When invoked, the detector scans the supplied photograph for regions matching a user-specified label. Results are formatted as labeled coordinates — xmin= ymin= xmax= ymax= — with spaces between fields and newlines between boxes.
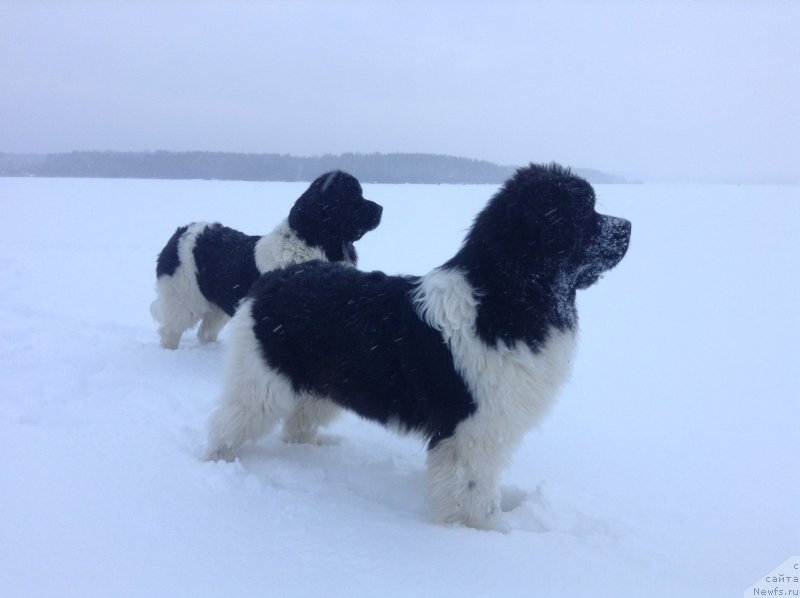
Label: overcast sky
xmin=1 ymin=0 xmax=798 ymax=182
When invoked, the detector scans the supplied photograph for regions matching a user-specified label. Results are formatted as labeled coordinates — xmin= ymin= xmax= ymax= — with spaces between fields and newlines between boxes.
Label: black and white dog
xmin=150 ymin=171 xmax=382 ymax=349
xmin=205 ymin=163 xmax=631 ymax=530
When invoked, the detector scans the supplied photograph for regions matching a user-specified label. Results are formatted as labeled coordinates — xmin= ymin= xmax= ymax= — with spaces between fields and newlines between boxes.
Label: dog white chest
xmin=413 ymin=267 xmax=577 ymax=445
xmin=413 ymin=267 xmax=577 ymax=528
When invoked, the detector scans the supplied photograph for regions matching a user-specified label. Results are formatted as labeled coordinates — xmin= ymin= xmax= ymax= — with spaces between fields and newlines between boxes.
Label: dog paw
xmin=159 ymin=338 xmax=180 ymax=350
xmin=439 ymin=506 xmax=503 ymax=532
xmin=204 ymin=445 xmax=236 ymax=462
xmin=434 ymin=493 xmax=503 ymax=531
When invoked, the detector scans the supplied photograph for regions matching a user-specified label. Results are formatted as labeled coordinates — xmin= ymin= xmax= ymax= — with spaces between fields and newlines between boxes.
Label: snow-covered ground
xmin=1 ymin=176 xmax=797 ymax=597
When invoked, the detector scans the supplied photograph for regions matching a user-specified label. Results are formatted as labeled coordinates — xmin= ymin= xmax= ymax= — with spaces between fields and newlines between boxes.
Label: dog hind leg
xmin=150 ymin=297 xmax=200 ymax=350
xmin=281 ymin=395 xmax=342 ymax=444
xmin=197 ymin=307 xmax=229 ymax=344
xmin=151 ymin=268 xmax=208 ymax=349
xmin=205 ymin=371 xmax=295 ymax=461
xmin=205 ymin=312 xmax=300 ymax=461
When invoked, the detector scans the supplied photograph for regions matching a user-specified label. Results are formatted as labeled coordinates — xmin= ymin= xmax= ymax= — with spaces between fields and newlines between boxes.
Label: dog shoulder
xmin=253 ymin=218 xmax=329 ymax=273
xmin=412 ymin=266 xmax=576 ymax=425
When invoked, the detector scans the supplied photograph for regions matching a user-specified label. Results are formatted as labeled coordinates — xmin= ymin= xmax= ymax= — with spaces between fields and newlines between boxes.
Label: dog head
xmin=288 ymin=171 xmax=383 ymax=263
xmin=456 ymin=163 xmax=631 ymax=291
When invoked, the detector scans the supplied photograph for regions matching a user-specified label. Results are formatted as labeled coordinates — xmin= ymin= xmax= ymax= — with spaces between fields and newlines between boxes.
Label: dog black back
xmin=248 ymin=263 xmax=476 ymax=447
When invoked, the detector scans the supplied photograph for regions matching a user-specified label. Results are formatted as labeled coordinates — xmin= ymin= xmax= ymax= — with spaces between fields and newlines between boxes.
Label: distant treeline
xmin=0 ymin=150 xmax=625 ymax=184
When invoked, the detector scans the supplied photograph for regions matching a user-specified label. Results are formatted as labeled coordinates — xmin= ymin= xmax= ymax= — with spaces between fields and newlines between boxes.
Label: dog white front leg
xmin=281 ymin=395 xmax=341 ymax=444
xmin=426 ymin=432 xmax=504 ymax=531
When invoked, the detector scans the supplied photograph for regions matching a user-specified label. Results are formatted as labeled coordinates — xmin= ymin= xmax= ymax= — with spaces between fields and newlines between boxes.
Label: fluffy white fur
xmin=206 ymin=267 xmax=576 ymax=530
xmin=205 ymin=301 xmax=342 ymax=461
xmin=413 ymin=268 xmax=576 ymax=529
xmin=150 ymin=219 xmax=331 ymax=349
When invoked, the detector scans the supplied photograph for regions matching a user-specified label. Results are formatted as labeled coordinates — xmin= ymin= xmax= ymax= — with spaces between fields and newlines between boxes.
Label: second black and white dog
xmin=150 ymin=171 xmax=382 ymax=349
xmin=205 ymin=163 xmax=631 ymax=530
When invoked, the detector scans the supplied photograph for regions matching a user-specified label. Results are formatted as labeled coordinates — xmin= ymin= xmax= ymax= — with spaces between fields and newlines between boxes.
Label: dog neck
xmin=255 ymin=219 xmax=331 ymax=272
xmin=287 ymin=210 xmax=358 ymax=266
xmin=264 ymin=218 xmax=358 ymax=272
xmin=422 ymin=259 xmax=578 ymax=352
